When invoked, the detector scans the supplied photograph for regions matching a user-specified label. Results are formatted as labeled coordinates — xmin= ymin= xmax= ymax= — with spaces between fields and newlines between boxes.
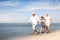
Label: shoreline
xmin=15 ymin=30 xmax=60 ymax=40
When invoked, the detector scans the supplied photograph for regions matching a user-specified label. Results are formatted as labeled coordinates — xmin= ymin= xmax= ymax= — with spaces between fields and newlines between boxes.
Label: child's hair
xmin=41 ymin=16 xmax=44 ymax=20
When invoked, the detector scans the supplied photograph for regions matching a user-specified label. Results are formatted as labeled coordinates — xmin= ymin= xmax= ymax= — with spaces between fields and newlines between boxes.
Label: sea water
xmin=0 ymin=23 xmax=60 ymax=40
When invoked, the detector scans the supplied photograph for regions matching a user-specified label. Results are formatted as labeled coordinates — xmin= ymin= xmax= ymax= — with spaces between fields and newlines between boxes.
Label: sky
xmin=0 ymin=0 xmax=60 ymax=23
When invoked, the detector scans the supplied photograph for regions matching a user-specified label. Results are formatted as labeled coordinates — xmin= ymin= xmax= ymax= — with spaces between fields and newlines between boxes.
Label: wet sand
xmin=5 ymin=30 xmax=60 ymax=40
xmin=15 ymin=30 xmax=60 ymax=40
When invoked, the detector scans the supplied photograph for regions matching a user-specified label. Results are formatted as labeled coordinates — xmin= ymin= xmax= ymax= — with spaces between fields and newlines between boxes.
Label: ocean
xmin=0 ymin=23 xmax=60 ymax=40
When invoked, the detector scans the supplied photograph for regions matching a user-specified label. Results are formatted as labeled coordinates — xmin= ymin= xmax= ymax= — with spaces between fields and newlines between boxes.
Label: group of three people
xmin=28 ymin=12 xmax=52 ymax=35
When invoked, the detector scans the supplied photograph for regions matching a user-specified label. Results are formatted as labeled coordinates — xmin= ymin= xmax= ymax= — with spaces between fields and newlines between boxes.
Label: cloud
xmin=17 ymin=4 xmax=60 ymax=12
xmin=0 ymin=0 xmax=60 ymax=23
xmin=0 ymin=1 xmax=19 ymax=7
xmin=17 ymin=2 xmax=49 ymax=12
xmin=17 ymin=7 xmax=36 ymax=12
xmin=0 ymin=13 xmax=17 ymax=17
xmin=0 ymin=13 xmax=17 ymax=22
xmin=0 ymin=13 xmax=28 ymax=23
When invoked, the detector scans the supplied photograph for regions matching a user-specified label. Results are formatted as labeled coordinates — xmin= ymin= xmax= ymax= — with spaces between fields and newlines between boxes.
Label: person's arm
xmin=44 ymin=18 xmax=47 ymax=26
xmin=35 ymin=16 xmax=39 ymax=24
xmin=27 ymin=17 xmax=32 ymax=24
xmin=37 ymin=17 xmax=40 ymax=24
xmin=50 ymin=17 xmax=52 ymax=23
xmin=49 ymin=14 xmax=52 ymax=23
xmin=39 ymin=18 xmax=42 ymax=24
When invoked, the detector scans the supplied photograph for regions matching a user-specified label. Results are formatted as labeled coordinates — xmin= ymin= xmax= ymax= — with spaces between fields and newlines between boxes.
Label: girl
xmin=40 ymin=16 xmax=47 ymax=34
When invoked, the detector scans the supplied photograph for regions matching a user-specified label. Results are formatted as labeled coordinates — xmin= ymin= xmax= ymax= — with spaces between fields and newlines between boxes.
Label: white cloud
xmin=17 ymin=5 xmax=60 ymax=12
xmin=0 ymin=1 xmax=60 ymax=23
xmin=0 ymin=13 xmax=17 ymax=17
xmin=0 ymin=1 xmax=19 ymax=7
xmin=0 ymin=13 xmax=16 ymax=23
xmin=0 ymin=13 xmax=28 ymax=23
xmin=17 ymin=2 xmax=60 ymax=12
xmin=17 ymin=7 xmax=36 ymax=12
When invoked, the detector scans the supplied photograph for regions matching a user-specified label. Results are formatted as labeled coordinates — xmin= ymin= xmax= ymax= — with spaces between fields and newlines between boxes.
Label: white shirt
xmin=29 ymin=15 xmax=39 ymax=25
xmin=45 ymin=16 xmax=51 ymax=24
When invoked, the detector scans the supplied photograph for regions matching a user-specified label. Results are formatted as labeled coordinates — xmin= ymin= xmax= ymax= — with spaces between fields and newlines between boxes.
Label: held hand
xmin=37 ymin=21 xmax=39 ymax=24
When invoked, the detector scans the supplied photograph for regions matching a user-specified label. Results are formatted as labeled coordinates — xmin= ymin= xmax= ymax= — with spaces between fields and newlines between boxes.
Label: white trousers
xmin=46 ymin=23 xmax=50 ymax=28
xmin=32 ymin=24 xmax=37 ymax=30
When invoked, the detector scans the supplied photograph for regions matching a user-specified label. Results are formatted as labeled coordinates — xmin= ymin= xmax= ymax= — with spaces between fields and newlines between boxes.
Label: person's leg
xmin=32 ymin=24 xmax=37 ymax=34
xmin=40 ymin=27 xmax=42 ymax=34
xmin=34 ymin=29 xmax=37 ymax=33
xmin=47 ymin=25 xmax=50 ymax=33
xmin=40 ymin=22 xmax=44 ymax=34
xmin=44 ymin=26 xmax=47 ymax=33
xmin=45 ymin=23 xmax=49 ymax=33
xmin=47 ymin=24 xmax=50 ymax=33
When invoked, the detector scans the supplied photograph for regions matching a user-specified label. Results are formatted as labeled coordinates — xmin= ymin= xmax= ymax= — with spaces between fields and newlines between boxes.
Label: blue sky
xmin=0 ymin=0 xmax=60 ymax=23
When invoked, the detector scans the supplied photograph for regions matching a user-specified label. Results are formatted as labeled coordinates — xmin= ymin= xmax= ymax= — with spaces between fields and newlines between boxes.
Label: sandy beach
xmin=15 ymin=30 xmax=60 ymax=40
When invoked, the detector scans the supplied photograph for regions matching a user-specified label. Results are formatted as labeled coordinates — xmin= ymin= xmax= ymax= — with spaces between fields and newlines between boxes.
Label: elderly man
xmin=45 ymin=13 xmax=52 ymax=33
xmin=29 ymin=12 xmax=39 ymax=35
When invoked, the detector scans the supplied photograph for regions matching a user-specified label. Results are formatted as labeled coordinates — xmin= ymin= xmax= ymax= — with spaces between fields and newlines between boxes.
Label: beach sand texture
xmin=16 ymin=30 xmax=60 ymax=40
